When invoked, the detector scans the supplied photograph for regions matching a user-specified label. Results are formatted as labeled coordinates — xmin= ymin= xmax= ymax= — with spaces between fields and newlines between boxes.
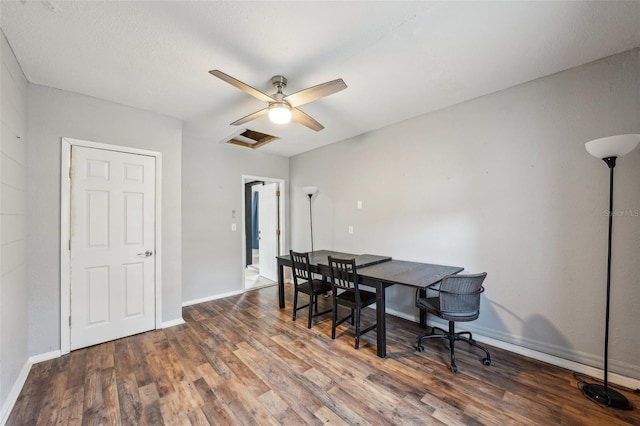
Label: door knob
xmin=137 ymin=250 xmax=153 ymax=257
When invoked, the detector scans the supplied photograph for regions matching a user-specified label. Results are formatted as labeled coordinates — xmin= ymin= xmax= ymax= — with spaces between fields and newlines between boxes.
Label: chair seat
xmin=417 ymin=296 xmax=479 ymax=322
xmin=297 ymin=279 xmax=332 ymax=296
xmin=335 ymin=289 xmax=376 ymax=309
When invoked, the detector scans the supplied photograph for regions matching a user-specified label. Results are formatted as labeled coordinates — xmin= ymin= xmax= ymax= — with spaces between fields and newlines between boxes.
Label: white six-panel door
xmin=70 ymin=145 xmax=156 ymax=350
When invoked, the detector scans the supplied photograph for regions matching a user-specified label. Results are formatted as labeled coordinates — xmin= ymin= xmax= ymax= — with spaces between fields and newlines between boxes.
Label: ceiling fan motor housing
xmin=271 ymin=75 xmax=287 ymax=91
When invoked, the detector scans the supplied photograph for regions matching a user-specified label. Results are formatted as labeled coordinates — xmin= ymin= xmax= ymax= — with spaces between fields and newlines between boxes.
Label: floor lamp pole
xmin=581 ymin=156 xmax=632 ymax=410
xmin=307 ymin=194 xmax=314 ymax=253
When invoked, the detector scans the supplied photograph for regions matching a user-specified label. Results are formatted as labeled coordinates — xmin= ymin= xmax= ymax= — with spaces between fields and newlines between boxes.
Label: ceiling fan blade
xmin=291 ymin=108 xmax=324 ymax=131
xmin=283 ymin=78 xmax=347 ymax=107
xmin=230 ymin=108 xmax=269 ymax=126
xmin=209 ymin=70 xmax=275 ymax=103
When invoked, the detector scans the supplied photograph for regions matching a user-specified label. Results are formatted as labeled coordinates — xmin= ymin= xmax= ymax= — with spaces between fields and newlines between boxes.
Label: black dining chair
xmin=328 ymin=256 xmax=377 ymax=349
xmin=415 ymin=272 xmax=491 ymax=373
xmin=290 ymin=250 xmax=333 ymax=329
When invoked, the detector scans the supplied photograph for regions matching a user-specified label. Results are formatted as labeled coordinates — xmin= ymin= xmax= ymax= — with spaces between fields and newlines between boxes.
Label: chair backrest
xmin=290 ymin=250 xmax=315 ymax=289
xmin=328 ymin=256 xmax=361 ymax=298
xmin=437 ymin=273 xmax=487 ymax=320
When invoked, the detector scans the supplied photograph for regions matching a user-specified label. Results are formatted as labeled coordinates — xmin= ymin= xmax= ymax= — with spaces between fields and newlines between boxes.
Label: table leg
xmin=278 ymin=262 xmax=285 ymax=309
xmin=376 ymin=283 xmax=386 ymax=358
xmin=418 ymin=287 xmax=427 ymax=327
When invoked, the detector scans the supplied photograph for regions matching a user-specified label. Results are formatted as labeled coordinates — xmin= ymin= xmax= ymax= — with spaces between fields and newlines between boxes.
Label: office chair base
xmin=582 ymin=384 xmax=632 ymax=410
xmin=416 ymin=326 xmax=491 ymax=373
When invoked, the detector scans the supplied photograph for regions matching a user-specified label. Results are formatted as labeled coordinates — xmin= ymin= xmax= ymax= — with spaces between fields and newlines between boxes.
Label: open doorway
xmin=242 ymin=176 xmax=285 ymax=290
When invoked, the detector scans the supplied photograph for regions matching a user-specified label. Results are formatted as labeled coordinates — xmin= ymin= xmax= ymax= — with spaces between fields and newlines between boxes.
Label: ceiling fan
xmin=209 ymin=70 xmax=347 ymax=131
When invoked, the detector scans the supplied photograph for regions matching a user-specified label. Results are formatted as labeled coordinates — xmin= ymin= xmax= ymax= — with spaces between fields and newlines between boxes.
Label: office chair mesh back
xmin=437 ymin=275 xmax=484 ymax=322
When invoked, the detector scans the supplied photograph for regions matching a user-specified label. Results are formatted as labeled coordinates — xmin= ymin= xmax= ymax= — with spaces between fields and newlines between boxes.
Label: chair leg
xmin=448 ymin=321 xmax=458 ymax=373
xmin=417 ymin=322 xmax=491 ymax=372
xmin=457 ymin=333 xmax=492 ymax=366
xmin=307 ymin=294 xmax=313 ymax=329
xmin=350 ymin=309 xmax=355 ymax=325
xmin=354 ymin=308 xmax=361 ymax=349
xmin=458 ymin=330 xmax=472 ymax=340
xmin=331 ymin=298 xmax=338 ymax=339
xmin=292 ymin=287 xmax=298 ymax=321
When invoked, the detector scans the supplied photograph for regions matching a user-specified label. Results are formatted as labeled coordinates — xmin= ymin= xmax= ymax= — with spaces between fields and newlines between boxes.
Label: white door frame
xmin=241 ymin=175 xmax=286 ymax=288
xmin=60 ymin=137 xmax=163 ymax=355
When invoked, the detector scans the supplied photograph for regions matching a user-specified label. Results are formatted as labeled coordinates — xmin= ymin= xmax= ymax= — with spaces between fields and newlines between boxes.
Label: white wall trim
xmin=182 ymin=289 xmax=245 ymax=307
xmin=60 ymin=137 xmax=163 ymax=354
xmin=28 ymin=350 xmax=62 ymax=365
xmin=0 ymin=360 xmax=31 ymax=425
xmin=385 ymin=306 xmax=640 ymax=390
xmin=161 ymin=318 xmax=186 ymax=329
xmin=182 ymin=282 xmax=278 ymax=308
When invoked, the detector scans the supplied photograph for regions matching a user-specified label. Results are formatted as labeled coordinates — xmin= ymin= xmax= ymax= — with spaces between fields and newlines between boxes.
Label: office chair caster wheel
xmin=483 ymin=358 xmax=491 ymax=366
xmin=450 ymin=364 xmax=458 ymax=373
xmin=416 ymin=344 xmax=424 ymax=352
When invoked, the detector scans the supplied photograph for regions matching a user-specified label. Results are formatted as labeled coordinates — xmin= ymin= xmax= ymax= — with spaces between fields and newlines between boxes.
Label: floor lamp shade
xmin=585 ymin=134 xmax=640 ymax=159
xmin=581 ymin=134 xmax=638 ymax=410
xmin=302 ymin=186 xmax=318 ymax=196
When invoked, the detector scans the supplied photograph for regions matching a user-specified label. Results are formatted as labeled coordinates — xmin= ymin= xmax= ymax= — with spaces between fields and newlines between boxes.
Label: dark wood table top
xmin=277 ymin=250 xmax=391 ymax=269
xmin=357 ymin=260 xmax=463 ymax=288
xmin=278 ymin=250 xmax=461 ymax=289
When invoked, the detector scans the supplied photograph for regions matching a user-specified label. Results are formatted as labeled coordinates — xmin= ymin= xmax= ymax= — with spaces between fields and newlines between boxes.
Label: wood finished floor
xmin=7 ymin=284 xmax=640 ymax=425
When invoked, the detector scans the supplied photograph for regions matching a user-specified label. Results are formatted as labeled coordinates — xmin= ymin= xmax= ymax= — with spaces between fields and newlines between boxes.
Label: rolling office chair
xmin=415 ymin=273 xmax=491 ymax=373
xmin=290 ymin=250 xmax=333 ymax=329
xmin=328 ymin=256 xmax=377 ymax=349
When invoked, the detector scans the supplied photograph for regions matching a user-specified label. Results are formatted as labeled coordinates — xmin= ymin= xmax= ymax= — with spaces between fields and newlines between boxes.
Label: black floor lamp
xmin=302 ymin=186 xmax=318 ymax=253
xmin=583 ymin=134 xmax=639 ymax=410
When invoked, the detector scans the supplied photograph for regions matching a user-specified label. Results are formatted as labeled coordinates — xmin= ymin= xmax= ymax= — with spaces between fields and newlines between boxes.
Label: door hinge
xmin=68 ymin=240 xmax=71 ymax=250
xmin=276 ymin=229 xmax=281 ymax=236
xmin=276 ymin=190 xmax=280 ymax=197
xmin=69 ymin=316 xmax=71 ymax=326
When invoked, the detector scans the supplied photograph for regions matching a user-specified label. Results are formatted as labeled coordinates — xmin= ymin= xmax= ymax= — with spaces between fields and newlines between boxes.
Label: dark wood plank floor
xmin=7 ymin=284 xmax=640 ymax=425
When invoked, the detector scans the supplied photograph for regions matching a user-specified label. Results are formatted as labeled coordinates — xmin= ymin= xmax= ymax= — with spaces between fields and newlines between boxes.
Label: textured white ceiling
xmin=2 ymin=1 xmax=639 ymax=157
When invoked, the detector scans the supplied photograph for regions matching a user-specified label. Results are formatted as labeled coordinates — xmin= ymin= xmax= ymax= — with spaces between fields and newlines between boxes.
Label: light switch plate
xmin=231 ymin=223 xmax=237 ymax=231
xmin=348 ymin=225 xmax=354 ymax=234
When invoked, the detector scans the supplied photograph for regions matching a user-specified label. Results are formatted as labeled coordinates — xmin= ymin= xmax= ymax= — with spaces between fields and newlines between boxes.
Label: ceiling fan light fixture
xmin=268 ymin=102 xmax=292 ymax=124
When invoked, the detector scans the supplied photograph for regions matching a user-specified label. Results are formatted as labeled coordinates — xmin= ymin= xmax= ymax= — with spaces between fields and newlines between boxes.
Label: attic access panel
xmin=225 ymin=129 xmax=279 ymax=149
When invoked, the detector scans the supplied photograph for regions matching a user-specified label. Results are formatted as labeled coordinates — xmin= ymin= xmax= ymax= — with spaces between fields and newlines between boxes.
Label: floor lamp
xmin=302 ymin=186 xmax=318 ymax=253
xmin=583 ymin=134 xmax=639 ymax=410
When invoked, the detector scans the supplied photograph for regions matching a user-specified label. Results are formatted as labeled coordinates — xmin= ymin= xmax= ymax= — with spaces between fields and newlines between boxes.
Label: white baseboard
xmin=384 ymin=307 xmax=640 ymax=390
xmin=29 ymin=350 xmax=61 ymax=364
xmin=161 ymin=318 xmax=186 ymax=329
xmin=182 ymin=289 xmax=245 ymax=307
xmin=0 ymin=360 xmax=32 ymax=425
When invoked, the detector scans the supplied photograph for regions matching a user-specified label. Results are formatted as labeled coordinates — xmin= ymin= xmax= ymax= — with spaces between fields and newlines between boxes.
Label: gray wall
xmin=181 ymin=132 xmax=289 ymax=302
xmin=27 ymin=84 xmax=183 ymax=356
xmin=290 ymin=49 xmax=640 ymax=378
xmin=0 ymin=31 xmax=28 ymax=410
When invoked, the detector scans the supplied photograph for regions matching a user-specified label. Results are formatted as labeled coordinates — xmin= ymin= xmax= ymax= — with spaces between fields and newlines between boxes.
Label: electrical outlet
xmin=348 ymin=225 xmax=354 ymax=234
xmin=357 ymin=200 xmax=362 ymax=209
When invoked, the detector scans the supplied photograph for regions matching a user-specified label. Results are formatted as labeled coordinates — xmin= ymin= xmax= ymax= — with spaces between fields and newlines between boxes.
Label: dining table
xmin=276 ymin=249 xmax=463 ymax=357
